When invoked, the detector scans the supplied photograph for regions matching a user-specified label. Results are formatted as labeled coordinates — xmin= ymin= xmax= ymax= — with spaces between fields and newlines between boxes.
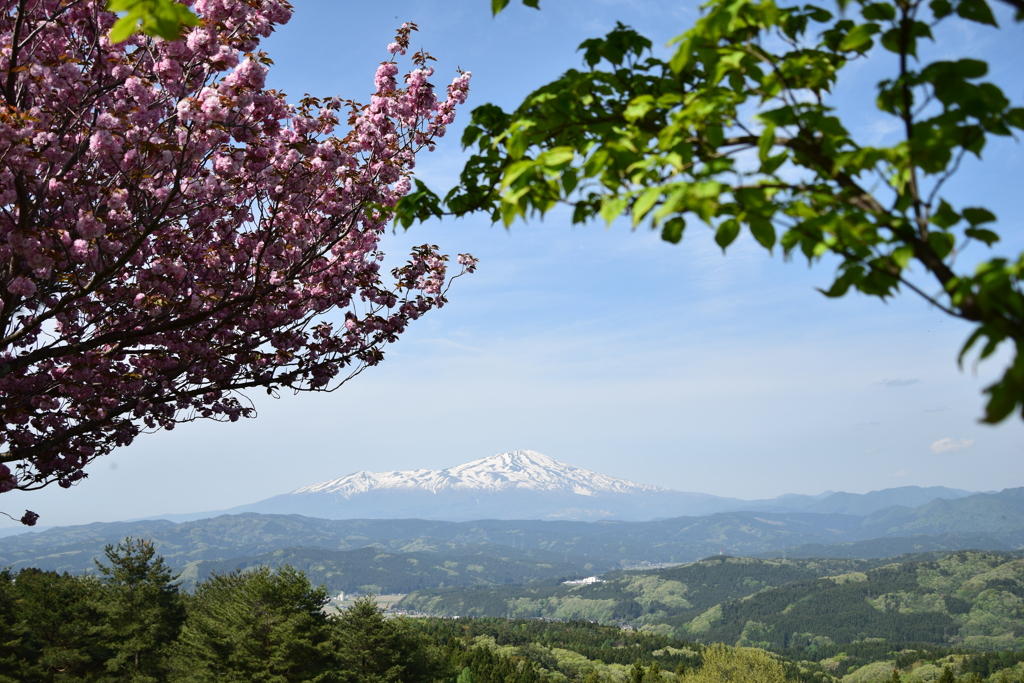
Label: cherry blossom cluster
xmin=0 ymin=0 xmax=473 ymax=513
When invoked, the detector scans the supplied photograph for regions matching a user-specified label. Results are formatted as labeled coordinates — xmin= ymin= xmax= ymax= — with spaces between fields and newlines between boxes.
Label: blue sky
xmin=2 ymin=0 xmax=1022 ymax=528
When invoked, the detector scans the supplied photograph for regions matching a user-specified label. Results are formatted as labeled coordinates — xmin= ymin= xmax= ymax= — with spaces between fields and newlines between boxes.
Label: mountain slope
xmin=400 ymin=551 xmax=1024 ymax=650
xmin=221 ymin=450 xmax=977 ymax=523
xmin=0 ymin=511 xmax=866 ymax=573
xmin=177 ymin=544 xmax=600 ymax=593
xmin=231 ymin=450 xmax=749 ymax=522
xmin=860 ymin=487 xmax=1024 ymax=537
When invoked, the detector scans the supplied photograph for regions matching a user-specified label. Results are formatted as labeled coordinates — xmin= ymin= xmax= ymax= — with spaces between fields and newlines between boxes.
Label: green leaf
xmin=106 ymin=0 xmax=200 ymax=42
xmin=838 ymin=23 xmax=880 ymax=52
xmin=632 ymin=187 xmax=662 ymax=227
xmin=536 ymin=147 xmax=574 ymax=168
xmin=1006 ymin=108 xmax=1024 ymax=130
xmin=928 ymin=231 xmax=956 ymax=259
xmin=661 ymin=217 xmax=686 ymax=244
xmin=962 ymin=207 xmax=996 ymax=225
xmin=930 ymin=200 xmax=960 ymax=229
xmin=600 ymin=196 xmax=629 ymax=224
xmin=930 ymin=0 xmax=953 ymax=17
xmin=715 ymin=220 xmax=741 ymax=250
xmin=758 ymin=124 xmax=776 ymax=162
xmin=956 ymin=0 xmax=998 ymax=25
xmin=668 ymin=36 xmax=693 ymax=74
xmin=862 ymin=3 xmax=897 ymax=20
xmin=501 ymin=160 xmax=537 ymax=189
xmin=492 ymin=0 xmax=510 ymax=14
xmin=892 ymin=245 xmax=914 ymax=268
xmin=624 ymin=95 xmax=655 ymax=122
xmin=562 ymin=168 xmax=578 ymax=195
xmin=761 ymin=152 xmax=788 ymax=175
xmin=820 ymin=266 xmax=865 ymax=298
xmin=109 ymin=14 xmax=140 ymax=43
xmin=706 ymin=125 xmax=725 ymax=148
xmin=748 ymin=215 xmax=776 ymax=249
xmin=965 ymin=227 xmax=999 ymax=245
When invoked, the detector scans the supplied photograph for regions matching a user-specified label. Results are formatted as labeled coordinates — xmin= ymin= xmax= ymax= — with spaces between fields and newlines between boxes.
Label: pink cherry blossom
xmin=0 ymin=1 xmax=473 ymax=518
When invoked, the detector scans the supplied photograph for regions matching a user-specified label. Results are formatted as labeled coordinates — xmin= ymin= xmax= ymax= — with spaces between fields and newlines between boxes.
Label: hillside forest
xmin=7 ymin=539 xmax=1024 ymax=683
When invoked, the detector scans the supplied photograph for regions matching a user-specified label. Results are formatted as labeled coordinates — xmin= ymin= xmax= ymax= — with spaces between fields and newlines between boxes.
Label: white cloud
xmin=878 ymin=378 xmax=921 ymax=388
xmin=889 ymin=469 xmax=911 ymax=477
xmin=930 ymin=437 xmax=975 ymax=454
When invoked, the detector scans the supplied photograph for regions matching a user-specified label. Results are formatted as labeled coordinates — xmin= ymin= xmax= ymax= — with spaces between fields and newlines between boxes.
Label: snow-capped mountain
xmin=229 ymin=449 xmax=736 ymax=522
xmin=214 ymin=450 xmax=976 ymax=523
xmin=293 ymin=450 xmax=667 ymax=498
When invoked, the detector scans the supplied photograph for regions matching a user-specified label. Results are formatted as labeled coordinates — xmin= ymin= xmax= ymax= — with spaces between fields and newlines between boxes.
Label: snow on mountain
xmin=214 ymin=450 xmax=976 ymax=523
xmin=293 ymin=450 xmax=668 ymax=498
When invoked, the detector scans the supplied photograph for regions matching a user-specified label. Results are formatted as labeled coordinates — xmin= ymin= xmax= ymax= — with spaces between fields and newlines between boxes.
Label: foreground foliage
xmin=0 ymin=0 xmax=473 ymax=519
xmin=0 ymin=539 xmax=449 ymax=682
xmin=8 ymin=540 xmax=1024 ymax=682
xmin=398 ymin=0 xmax=1024 ymax=422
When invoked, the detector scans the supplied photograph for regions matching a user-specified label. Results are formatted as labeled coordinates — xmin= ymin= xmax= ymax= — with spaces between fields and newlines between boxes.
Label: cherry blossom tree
xmin=0 ymin=0 xmax=475 ymax=523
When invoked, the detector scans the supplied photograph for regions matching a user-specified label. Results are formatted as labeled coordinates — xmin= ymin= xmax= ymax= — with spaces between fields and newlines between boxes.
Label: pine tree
xmin=169 ymin=565 xmax=337 ymax=682
xmin=96 ymin=537 xmax=185 ymax=682
xmin=333 ymin=595 xmax=450 ymax=683
xmin=0 ymin=569 xmax=30 ymax=683
xmin=12 ymin=568 xmax=109 ymax=680
xmin=629 ymin=661 xmax=645 ymax=683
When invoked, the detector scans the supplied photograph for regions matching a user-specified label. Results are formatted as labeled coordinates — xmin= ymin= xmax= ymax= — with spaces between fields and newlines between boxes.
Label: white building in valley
xmin=562 ymin=576 xmax=604 ymax=585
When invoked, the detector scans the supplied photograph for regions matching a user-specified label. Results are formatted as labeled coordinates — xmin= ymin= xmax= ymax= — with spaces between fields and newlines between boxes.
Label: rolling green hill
xmin=0 ymin=511 xmax=871 ymax=572
xmin=175 ymin=544 xmax=601 ymax=593
xmin=399 ymin=551 xmax=1024 ymax=651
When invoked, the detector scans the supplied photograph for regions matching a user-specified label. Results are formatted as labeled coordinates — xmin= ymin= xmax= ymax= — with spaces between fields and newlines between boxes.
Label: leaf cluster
xmin=105 ymin=0 xmax=201 ymax=43
xmin=395 ymin=0 xmax=1024 ymax=422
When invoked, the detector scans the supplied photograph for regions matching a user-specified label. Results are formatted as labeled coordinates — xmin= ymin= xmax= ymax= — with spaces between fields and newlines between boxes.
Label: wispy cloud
xmin=859 ymin=118 xmax=903 ymax=145
xmin=889 ymin=469 xmax=910 ymax=477
xmin=877 ymin=378 xmax=921 ymax=388
xmin=924 ymin=407 xmax=948 ymax=413
xmin=931 ymin=437 xmax=975 ymax=454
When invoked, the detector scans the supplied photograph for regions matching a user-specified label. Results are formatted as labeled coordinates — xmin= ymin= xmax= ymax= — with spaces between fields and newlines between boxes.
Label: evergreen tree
xmin=0 ymin=569 xmax=30 ymax=683
xmin=937 ymin=665 xmax=955 ymax=683
xmin=95 ymin=538 xmax=185 ymax=682
xmin=169 ymin=565 xmax=337 ymax=682
xmin=333 ymin=595 xmax=450 ymax=683
xmin=629 ymin=661 xmax=645 ymax=683
xmin=645 ymin=662 xmax=662 ymax=683
xmin=12 ymin=568 xmax=109 ymax=681
xmin=887 ymin=668 xmax=902 ymax=683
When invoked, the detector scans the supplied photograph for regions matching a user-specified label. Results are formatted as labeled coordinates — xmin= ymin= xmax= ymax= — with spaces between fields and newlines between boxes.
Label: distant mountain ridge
xmin=4 ymin=486 xmax=1024 ymax=578
xmin=294 ymin=450 xmax=666 ymax=496
xmin=217 ymin=450 xmax=975 ymax=523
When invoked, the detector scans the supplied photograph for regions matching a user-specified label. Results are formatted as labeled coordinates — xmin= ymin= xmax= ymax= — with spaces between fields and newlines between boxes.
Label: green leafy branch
xmin=396 ymin=0 xmax=1024 ymax=422
xmin=105 ymin=0 xmax=200 ymax=43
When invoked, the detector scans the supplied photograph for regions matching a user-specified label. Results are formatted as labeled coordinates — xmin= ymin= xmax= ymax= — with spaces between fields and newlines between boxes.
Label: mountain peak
xmin=292 ymin=450 xmax=667 ymax=498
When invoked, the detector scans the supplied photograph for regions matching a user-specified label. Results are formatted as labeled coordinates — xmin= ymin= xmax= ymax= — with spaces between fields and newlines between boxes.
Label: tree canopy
xmin=0 ymin=0 xmax=474 ymax=519
xmin=396 ymin=0 xmax=1024 ymax=423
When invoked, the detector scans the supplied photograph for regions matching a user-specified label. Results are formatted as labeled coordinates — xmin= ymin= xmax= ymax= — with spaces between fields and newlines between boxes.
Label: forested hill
xmin=399 ymin=551 xmax=1024 ymax=651
xmin=177 ymin=544 xmax=603 ymax=594
xmin=4 ymin=488 xmax=1024 ymax=574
